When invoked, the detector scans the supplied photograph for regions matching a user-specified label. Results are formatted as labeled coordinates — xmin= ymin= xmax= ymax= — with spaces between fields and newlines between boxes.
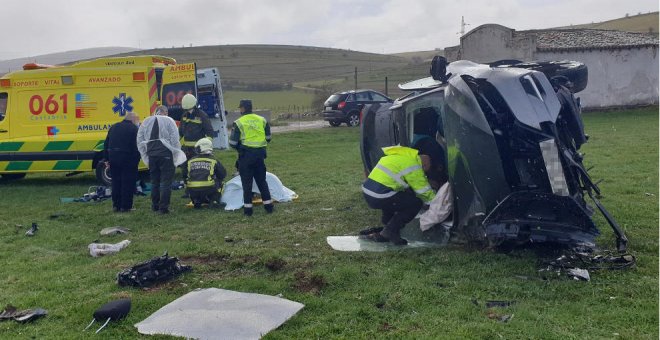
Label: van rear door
xmin=160 ymin=63 xmax=197 ymax=121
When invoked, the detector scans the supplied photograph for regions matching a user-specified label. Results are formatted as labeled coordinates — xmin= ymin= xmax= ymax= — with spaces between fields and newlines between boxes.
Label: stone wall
xmin=539 ymin=47 xmax=659 ymax=108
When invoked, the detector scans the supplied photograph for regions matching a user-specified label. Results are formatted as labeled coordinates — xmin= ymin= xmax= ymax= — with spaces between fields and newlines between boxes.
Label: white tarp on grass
xmin=135 ymin=288 xmax=304 ymax=340
xmin=220 ymin=172 xmax=297 ymax=210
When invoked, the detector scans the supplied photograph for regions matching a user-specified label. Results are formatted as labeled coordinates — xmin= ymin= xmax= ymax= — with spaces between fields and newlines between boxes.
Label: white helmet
xmin=181 ymin=93 xmax=197 ymax=110
xmin=195 ymin=138 xmax=213 ymax=154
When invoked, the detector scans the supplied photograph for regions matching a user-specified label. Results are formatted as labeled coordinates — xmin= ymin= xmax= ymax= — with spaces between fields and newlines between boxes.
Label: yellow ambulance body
xmin=0 ymin=55 xmax=197 ymax=183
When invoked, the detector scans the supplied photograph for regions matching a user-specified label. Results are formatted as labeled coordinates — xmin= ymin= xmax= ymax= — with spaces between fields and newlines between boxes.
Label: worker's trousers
xmin=109 ymin=152 xmax=139 ymax=211
xmin=363 ymin=189 xmax=423 ymax=233
xmin=238 ymin=152 xmax=271 ymax=207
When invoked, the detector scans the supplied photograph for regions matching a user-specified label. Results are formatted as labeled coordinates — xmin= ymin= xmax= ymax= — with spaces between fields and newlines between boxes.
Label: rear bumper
xmin=322 ymin=110 xmax=346 ymax=121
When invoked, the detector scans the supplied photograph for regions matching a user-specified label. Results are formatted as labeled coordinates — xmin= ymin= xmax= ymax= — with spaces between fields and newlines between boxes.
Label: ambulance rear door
xmin=160 ymin=63 xmax=197 ymax=122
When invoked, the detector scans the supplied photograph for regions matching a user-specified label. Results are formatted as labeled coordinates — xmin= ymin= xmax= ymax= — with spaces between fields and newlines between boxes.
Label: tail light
xmin=337 ymin=101 xmax=346 ymax=109
xmin=359 ymin=108 xmax=364 ymax=124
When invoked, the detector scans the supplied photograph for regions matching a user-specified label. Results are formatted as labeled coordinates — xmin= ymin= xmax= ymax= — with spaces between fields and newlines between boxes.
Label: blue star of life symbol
xmin=112 ymin=93 xmax=134 ymax=116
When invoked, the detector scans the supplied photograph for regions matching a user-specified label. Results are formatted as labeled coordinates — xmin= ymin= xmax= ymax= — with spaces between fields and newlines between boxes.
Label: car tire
xmin=1 ymin=173 xmax=26 ymax=181
xmin=347 ymin=112 xmax=360 ymax=127
xmin=329 ymin=121 xmax=341 ymax=127
xmin=95 ymin=160 xmax=112 ymax=186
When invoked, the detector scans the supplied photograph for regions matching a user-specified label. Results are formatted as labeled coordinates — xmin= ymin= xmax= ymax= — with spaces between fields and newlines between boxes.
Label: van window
xmin=0 ymin=92 xmax=7 ymax=122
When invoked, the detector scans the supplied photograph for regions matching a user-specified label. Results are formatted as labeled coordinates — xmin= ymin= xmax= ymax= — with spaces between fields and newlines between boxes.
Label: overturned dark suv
xmin=360 ymin=57 xmax=627 ymax=251
xmin=323 ymin=89 xmax=392 ymax=127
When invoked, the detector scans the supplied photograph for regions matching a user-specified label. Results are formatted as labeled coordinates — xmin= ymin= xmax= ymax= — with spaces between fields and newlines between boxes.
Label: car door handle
xmin=0 ymin=129 xmax=7 ymax=133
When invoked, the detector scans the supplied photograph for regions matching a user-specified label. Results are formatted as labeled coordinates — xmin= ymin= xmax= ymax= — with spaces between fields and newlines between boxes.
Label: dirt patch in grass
xmin=292 ymin=271 xmax=327 ymax=295
xmin=265 ymin=258 xmax=287 ymax=272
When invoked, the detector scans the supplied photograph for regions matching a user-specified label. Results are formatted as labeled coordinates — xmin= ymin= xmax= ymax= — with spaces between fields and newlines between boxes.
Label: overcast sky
xmin=1 ymin=0 xmax=657 ymax=59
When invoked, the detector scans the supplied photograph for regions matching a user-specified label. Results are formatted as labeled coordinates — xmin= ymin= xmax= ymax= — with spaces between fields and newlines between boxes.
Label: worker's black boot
xmin=243 ymin=207 xmax=253 ymax=216
xmin=381 ymin=224 xmax=407 ymax=246
xmin=264 ymin=203 xmax=274 ymax=214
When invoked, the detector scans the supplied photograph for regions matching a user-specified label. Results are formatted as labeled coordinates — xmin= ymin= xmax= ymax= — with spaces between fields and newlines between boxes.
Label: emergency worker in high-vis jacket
xmin=179 ymin=93 xmax=214 ymax=184
xmin=361 ymin=146 xmax=436 ymax=245
xmin=228 ymin=99 xmax=273 ymax=216
xmin=186 ymin=138 xmax=227 ymax=208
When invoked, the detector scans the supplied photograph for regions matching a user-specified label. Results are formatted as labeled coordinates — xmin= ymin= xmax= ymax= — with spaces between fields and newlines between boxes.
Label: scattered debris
xmin=567 ymin=268 xmax=591 ymax=281
xmin=135 ymin=288 xmax=304 ymax=339
xmin=320 ymin=208 xmax=334 ymax=211
xmin=223 ymin=236 xmax=234 ymax=243
xmin=48 ymin=212 xmax=68 ymax=219
xmin=25 ymin=222 xmax=38 ymax=237
xmin=88 ymin=240 xmax=131 ymax=257
xmin=539 ymin=248 xmax=635 ymax=281
xmin=83 ymin=299 xmax=131 ymax=334
xmin=485 ymin=300 xmax=516 ymax=308
xmin=100 ymin=227 xmax=130 ymax=236
xmin=117 ymin=252 xmax=191 ymax=287
xmin=486 ymin=312 xmax=514 ymax=323
xmin=0 ymin=305 xmax=47 ymax=323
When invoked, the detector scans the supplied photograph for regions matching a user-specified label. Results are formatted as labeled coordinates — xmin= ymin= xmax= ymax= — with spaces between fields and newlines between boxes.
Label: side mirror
xmin=430 ymin=56 xmax=451 ymax=83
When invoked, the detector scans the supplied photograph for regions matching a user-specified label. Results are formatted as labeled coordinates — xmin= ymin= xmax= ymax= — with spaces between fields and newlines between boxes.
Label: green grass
xmin=224 ymin=89 xmax=315 ymax=114
xmin=0 ymin=107 xmax=657 ymax=339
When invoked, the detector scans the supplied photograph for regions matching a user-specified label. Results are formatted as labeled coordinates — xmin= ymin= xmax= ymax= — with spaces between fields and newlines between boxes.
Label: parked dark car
xmin=360 ymin=58 xmax=627 ymax=251
xmin=323 ymin=89 xmax=392 ymax=127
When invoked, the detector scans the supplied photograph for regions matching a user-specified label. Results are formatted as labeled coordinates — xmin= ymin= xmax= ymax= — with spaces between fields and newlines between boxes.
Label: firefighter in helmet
xmin=179 ymin=93 xmax=214 ymax=185
xmin=186 ymin=138 xmax=227 ymax=208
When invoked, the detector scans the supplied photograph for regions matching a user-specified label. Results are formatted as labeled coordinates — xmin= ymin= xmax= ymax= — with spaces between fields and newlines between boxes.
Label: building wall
xmin=456 ymin=24 xmax=536 ymax=63
xmin=539 ymin=47 xmax=659 ymax=108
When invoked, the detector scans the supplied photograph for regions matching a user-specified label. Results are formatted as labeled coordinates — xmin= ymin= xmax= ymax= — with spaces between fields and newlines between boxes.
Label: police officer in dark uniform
xmin=229 ymin=99 xmax=273 ymax=216
xmin=103 ymin=112 xmax=140 ymax=212
xmin=179 ymin=93 xmax=214 ymax=185
xmin=186 ymin=138 xmax=227 ymax=208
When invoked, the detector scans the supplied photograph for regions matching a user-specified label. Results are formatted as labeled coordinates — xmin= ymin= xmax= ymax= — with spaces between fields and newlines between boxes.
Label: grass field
xmin=0 ymin=107 xmax=657 ymax=339
xmin=223 ymin=89 xmax=315 ymax=114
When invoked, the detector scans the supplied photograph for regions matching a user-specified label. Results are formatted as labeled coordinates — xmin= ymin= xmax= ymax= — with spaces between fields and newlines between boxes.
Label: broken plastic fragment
xmin=88 ymin=240 xmax=131 ymax=257
xmin=567 ymin=268 xmax=590 ymax=281
xmin=100 ymin=227 xmax=130 ymax=236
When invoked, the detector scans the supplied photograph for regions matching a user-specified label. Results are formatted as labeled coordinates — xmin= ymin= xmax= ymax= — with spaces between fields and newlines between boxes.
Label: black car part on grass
xmin=117 ymin=252 xmax=191 ymax=287
xmin=360 ymin=59 xmax=628 ymax=251
xmin=83 ymin=299 xmax=131 ymax=333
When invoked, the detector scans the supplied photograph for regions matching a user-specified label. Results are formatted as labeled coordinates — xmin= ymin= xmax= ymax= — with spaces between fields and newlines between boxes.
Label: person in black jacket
xmin=103 ymin=112 xmax=140 ymax=212
xmin=179 ymin=94 xmax=214 ymax=185
xmin=186 ymin=138 xmax=226 ymax=208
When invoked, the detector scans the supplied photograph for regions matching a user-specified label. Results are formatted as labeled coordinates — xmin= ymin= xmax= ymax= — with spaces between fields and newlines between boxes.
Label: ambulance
xmin=0 ymin=55 xmax=228 ymax=184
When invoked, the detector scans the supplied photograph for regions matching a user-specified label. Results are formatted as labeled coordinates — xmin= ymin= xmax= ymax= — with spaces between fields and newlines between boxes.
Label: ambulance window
xmin=0 ymin=93 xmax=7 ymax=121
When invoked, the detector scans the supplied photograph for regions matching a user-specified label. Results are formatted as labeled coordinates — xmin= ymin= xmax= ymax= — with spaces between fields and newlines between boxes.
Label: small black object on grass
xmin=83 ymin=299 xmax=131 ymax=333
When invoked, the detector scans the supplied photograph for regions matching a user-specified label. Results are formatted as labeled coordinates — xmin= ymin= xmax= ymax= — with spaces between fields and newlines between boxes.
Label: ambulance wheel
xmin=1 ymin=173 xmax=26 ymax=180
xmin=95 ymin=161 xmax=112 ymax=186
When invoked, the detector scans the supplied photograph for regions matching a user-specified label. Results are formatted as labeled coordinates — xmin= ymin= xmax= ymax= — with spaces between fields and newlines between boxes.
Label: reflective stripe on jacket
xmin=234 ymin=114 xmax=267 ymax=148
xmin=187 ymin=156 xmax=217 ymax=188
xmin=365 ymin=146 xmax=435 ymax=203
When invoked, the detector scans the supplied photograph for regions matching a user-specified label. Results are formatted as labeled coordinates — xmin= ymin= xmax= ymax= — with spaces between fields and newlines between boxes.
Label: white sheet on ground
xmin=419 ymin=182 xmax=453 ymax=232
xmin=135 ymin=288 xmax=304 ymax=340
xmin=221 ymin=172 xmax=297 ymax=210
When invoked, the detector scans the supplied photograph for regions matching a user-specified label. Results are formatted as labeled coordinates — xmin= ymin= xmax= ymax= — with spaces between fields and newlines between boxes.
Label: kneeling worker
xmin=361 ymin=146 xmax=436 ymax=245
xmin=186 ymin=138 xmax=227 ymax=208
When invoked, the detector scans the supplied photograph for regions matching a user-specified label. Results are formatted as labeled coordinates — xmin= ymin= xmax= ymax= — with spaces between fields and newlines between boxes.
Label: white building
xmin=445 ymin=25 xmax=659 ymax=108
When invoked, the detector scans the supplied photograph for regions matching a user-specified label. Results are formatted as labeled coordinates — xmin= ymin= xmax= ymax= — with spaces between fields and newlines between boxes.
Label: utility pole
xmin=354 ymin=67 xmax=358 ymax=91
xmin=459 ymin=16 xmax=470 ymax=35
